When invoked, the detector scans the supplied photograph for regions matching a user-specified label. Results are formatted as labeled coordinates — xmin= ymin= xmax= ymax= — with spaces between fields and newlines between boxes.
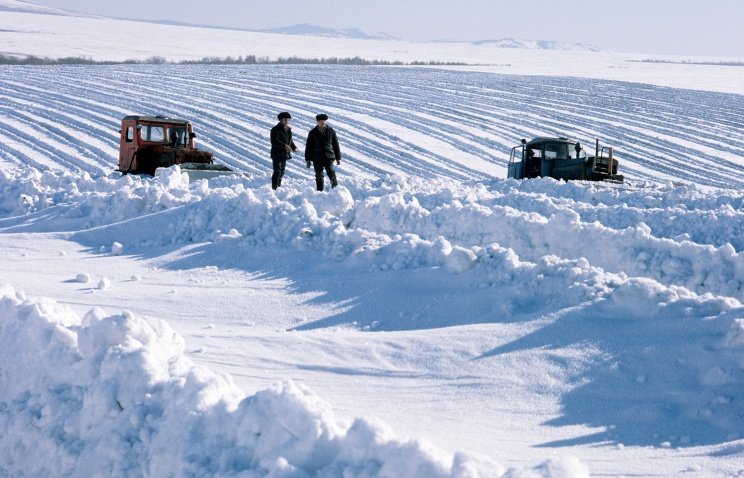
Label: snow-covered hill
xmin=260 ymin=23 xmax=399 ymax=41
xmin=470 ymin=38 xmax=601 ymax=51
xmin=0 ymin=0 xmax=87 ymax=15
xmin=2 ymin=1 xmax=744 ymax=93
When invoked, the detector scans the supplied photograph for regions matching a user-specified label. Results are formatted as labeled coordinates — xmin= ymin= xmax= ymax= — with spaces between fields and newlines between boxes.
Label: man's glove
xmin=306 ymin=161 xmax=311 ymax=168
xmin=284 ymin=144 xmax=292 ymax=153
xmin=335 ymin=160 xmax=341 ymax=166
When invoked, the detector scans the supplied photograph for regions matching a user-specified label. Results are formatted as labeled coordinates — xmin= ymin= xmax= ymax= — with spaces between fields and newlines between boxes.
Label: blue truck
xmin=507 ymin=137 xmax=623 ymax=182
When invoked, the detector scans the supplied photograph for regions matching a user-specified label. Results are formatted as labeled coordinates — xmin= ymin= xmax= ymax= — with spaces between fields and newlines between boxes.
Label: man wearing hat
xmin=269 ymin=112 xmax=298 ymax=190
xmin=304 ymin=113 xmax=341 ymax=191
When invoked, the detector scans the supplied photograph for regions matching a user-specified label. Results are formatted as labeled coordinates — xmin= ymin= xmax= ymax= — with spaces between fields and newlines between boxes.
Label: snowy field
xmin=2 ymin=3 xmax=744 ymax=477
xmin=1 ymin=65 xmax=744 ymax=188
xmin=2 ymin=6 xmax=744 ymax=95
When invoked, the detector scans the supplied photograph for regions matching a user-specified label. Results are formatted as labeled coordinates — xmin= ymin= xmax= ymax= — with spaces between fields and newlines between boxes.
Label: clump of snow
xmin=111 ymin=241 xmax=124 ymax=255
xmin=154 ymin=164 xmax=190 ymax=189
xmin=214 ymin=228 xmax=243 ymax=242
xmin=0 ymin=285 xmax=572 ymax=477
xmin=97 ymin=277 xmax=111 ymax=290
xmin=75 ymin=272 xmax=91 ymax=284
xmin=503 ymin=457 xmax=589 ymax=478
xmin=723 ymin=319 xmax=744 ymax=348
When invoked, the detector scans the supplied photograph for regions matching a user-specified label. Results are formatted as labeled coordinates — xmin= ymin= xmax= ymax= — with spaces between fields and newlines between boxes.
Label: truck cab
xmin=118 ymin=115 xmax=215 ymax=175
xmin=508 ymin=137 xmax=623 ymax=182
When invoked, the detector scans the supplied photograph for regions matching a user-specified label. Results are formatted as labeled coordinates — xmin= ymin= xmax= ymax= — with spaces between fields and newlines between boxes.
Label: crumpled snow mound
xmin=3 ymin=166 xmax=744 ymax=304
xmin=0 ymin=285 xmax=586 ymax=478
xmin=4 ymin=165 xmax=744 ymax=449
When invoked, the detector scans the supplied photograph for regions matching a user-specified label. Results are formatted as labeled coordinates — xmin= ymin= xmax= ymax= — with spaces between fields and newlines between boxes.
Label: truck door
xmin=546 ymin=142 xmax=585 ymax=180
xmin=119 ymin=120 xmax=138 ymax=172
xmin=507 ymin=146 xmax=523 ymax=179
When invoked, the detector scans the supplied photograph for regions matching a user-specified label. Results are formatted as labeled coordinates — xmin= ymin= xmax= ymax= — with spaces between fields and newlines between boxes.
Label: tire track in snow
xmin=0 ymin=104 xmax=116 ymax=173
xmin=1 ymin=65 xmax=742 ymax=188
xmin=0 ymin=116 xmax=92 ymax=172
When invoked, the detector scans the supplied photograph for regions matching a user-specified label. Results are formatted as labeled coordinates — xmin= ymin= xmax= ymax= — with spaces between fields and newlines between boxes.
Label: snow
xmin=1 ymin=65 xmax=743 ymax=189
xmin=2 ymin=165 xmax=744 ymax=476
xmin=2 ymin=283 xmax=529 ymax=477
xmin=1 ymin=8 xmax=744 ymax=94
xmin=1 ymin=4 xmax=744 ymax=477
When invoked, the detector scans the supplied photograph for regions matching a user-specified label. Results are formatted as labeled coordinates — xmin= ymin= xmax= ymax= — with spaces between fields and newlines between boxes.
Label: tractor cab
xmin=508 ymin=137 xmax=623 ymax=182
xmin=118 ymin=115 xmax=233 ymax=177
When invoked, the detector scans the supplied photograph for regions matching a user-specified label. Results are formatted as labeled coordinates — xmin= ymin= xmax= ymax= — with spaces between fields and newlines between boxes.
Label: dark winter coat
xmin=304 ymin=126 xmax=341 ymax=163
xmin=270 ymin=123 xmax=297 ymax=160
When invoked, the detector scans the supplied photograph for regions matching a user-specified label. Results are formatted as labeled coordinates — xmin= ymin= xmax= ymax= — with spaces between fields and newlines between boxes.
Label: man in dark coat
xmin=304 ymin=113 xmax=341 ymax=191
xmin=270 ymin=112 xmax=297 ymax=190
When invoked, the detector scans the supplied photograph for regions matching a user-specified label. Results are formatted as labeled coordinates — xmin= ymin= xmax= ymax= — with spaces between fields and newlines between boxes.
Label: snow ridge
xmin=3 ymin=165 xmax=744 ymax=305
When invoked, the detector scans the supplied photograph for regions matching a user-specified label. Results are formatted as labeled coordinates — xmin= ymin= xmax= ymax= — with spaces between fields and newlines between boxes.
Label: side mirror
xmin=136 ymin=124 xmax=142 ymax=130
xmin=521 ymin=138 xmax=527 ymax=145
xmin=190 ymin=132 xmax=197 ymax=139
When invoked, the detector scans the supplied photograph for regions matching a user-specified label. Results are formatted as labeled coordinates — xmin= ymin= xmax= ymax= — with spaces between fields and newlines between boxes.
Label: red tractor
xmin=118 ymin=115 xmax=234 ymax=177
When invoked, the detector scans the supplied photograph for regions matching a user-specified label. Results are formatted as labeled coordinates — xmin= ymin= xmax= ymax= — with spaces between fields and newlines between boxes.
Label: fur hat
xmin=277 ymin=112 xmax=291 ymax=120
xmin=315 ymin=113 xmax=329 ymax=121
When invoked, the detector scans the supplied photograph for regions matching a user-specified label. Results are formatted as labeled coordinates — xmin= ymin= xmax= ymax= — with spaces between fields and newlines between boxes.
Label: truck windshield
xmin=544 ymin=142 xmax=569 ymax=159
xmin=140 ymin=125 xmax=164 ymax=142
xmin=168 ymin=127 xmax=186 ymax=146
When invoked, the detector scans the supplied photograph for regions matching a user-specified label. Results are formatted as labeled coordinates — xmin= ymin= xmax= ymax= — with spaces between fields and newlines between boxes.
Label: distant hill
xmin=1 ymin=1 xmax=397 ymax=41
xmin=0 ymin=0 xmax=92 ymax=16
xmin=260 ymin=23 xmax=399 ymax=41
xmin=5 ymin=1 xmax=595 ymax=51
xmin=470 ymin=38 xmax=602 ymax=51
xmin=144 ymin=22 xmax=399 ymax=41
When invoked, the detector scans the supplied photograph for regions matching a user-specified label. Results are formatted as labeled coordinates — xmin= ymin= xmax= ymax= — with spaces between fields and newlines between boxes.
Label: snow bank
xmin=4 ymin=165 xmax=744 ymax=450
xmin=0 ymin=284 xmax=592 ymax=477
xmin=4 ymin=165 xmax=744 ymax=308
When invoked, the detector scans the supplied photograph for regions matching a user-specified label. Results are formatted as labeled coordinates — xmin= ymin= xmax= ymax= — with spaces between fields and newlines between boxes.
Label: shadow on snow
xmin=67 ymin=225 xmax=744 ymax=450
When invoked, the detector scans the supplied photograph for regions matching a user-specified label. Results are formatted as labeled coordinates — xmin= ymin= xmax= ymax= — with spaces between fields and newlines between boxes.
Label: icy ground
xmin=1 ymin=161 xmax=744 ymax=476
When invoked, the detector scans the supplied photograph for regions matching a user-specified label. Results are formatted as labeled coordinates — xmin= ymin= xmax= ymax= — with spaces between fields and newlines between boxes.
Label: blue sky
xmin=29 ymin=0 xmax=744 ymax=57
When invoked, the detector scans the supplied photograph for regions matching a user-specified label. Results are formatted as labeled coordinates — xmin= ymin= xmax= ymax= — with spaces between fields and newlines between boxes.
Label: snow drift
xmin=3 ymin=165 xmax=744 ymax=305
xmin=3 ymin=164 xmax=744 ymax=453
xmin=0 ymin=284 xmax=593 ymax=477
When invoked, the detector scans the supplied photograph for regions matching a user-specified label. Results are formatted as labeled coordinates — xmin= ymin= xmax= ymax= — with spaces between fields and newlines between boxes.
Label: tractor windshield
xmin=168 ymin=127 xmax=187 ymax=146
xmin=544 ymin=142 xmax=569 ymax=159
xmin=139 ymin=125 xmax=164 ymax=142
